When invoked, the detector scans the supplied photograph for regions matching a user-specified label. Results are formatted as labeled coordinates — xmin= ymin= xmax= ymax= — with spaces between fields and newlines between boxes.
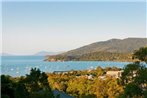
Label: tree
xmin=66 ymin=77 xmax=95 ymax=98
xmin=133 ymin=47 xmax=147 ymax=63
xmin=93 ymin=79 xmax=108 ymax=98
xmin=93 ymin=78 xmax=123 ymax=98
xmin=1 ymin=75 xmax=15 ymax=98
xmin=14 ymin=83 xmax=29 ymax=98
xmin=24 ymin=68 xmax=54 ymax=98
xmin=1 ymin=68 xmax=58 ymax=98
xmin=96 ymin=66 xmax=105 ymax=76
xmin=123 ymin=83 xmax=142 ymax=98
xmin=120 ymin=47 xmax=147 ymax=98
xmin=121 ymin=62 xmax=140 ymax=85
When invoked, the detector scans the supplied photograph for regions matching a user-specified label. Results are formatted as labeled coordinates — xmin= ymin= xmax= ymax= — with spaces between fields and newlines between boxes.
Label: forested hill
xmin=45 ymin=38 xmax=147 ymax=61
xmin=63 ymin=38 xmax=147 ymax=56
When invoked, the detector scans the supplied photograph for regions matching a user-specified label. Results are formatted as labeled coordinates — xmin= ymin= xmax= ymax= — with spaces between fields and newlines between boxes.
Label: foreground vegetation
xmin=1 ymin=68 xmax=55 ymax=98
xmin=48 ymin=67 xmax=123 ymax=98
xmin=1 ymin=47 xmax=147 ymax=98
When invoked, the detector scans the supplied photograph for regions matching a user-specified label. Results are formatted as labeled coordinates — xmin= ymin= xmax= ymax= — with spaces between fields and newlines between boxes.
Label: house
xmin=106 ymin=70 xmax=123 ymax=78
xmin=53 ymin=71 xmax=69 ymax=74
xmin=76 ymin=74 xmax=94 ymax=80
xmin=87 ymin=74 xmax=93 ymax=79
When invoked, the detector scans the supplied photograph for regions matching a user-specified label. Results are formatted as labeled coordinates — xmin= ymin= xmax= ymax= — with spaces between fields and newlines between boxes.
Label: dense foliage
xmin=46 ymin=52 xmax=133 ymax=62
xmin=133 ymin=47 xmax=147 ymax=63
xmin=120 ymin=47 xmax=147 ymax=98
xmin=48 ymin=67 xmax=123 ymax=98
xmin=1 ymin=68 xmax=55 ymax=98
xmin=79 ymin=52 xmax=132 ymax=61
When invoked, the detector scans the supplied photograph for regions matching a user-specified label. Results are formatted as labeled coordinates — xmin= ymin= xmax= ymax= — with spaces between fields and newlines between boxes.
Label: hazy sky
xmin=2 ymin=0 xmax=146 ymax=55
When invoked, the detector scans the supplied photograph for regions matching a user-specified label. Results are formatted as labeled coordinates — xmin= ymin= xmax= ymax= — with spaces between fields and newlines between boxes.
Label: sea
xmin=1 ymin=56 xmax=132 ymax=77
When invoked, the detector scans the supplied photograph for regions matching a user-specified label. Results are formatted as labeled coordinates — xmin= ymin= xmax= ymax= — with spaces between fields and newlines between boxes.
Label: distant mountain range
xmin=63 ymin=38 xmax=147 ymax=56
xmin=46 ymin=38 xmax=147 ymax=62
xmin=34 ymin=51 xmax=64 ymax=56
xmin=0 ymin=53 xmax=15 ymax=56
xmin=1 ymin=51 xmax=64 ymax=56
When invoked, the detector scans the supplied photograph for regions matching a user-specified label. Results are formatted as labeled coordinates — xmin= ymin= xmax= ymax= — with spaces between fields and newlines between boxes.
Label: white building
xmin=106 ymin=70 xmax=123 ymax=78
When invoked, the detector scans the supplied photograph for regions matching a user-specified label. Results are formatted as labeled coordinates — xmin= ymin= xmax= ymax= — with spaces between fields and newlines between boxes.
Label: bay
xmin=1 ymin=56 xmax=131 ymax=77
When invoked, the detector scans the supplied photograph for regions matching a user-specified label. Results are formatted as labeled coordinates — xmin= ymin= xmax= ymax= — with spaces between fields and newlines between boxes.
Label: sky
xmin=1 ymin=0 xmax=147 ymax=55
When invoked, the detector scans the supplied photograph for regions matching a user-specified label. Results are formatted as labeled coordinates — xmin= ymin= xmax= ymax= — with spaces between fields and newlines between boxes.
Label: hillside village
xmin=52 ymin=69 xmax=123 ymax=79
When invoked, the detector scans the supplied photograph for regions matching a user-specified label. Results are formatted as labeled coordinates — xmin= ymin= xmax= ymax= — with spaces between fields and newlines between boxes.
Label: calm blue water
xmin=1 ymin=56 xmax=131 ymax=77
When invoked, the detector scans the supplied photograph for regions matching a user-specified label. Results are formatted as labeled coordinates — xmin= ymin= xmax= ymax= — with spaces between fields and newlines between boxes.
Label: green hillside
xmin=63 ymin=38 xmax=147 ymax=56
xmin=46 ymin=38 xmax=147 ymax=61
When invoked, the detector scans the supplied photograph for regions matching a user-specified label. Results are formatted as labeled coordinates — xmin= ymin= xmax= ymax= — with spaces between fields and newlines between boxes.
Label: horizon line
xmin=1 ymin=37 xmax=147 ymax=55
